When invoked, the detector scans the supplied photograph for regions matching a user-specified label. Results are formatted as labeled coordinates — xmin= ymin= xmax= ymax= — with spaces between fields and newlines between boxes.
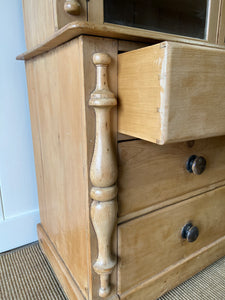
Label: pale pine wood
xmin=54 ymin=0 xmax=86 ymax=28
xmin=38 ymin=224 xmax=85 ymax=300
xmin=25 ymin=36 xmax=119 ymax=300
xmin=22 ymin=0 xmax=56 ymax=49
xmin=89 ymin=53 xmax=118 ymax=298
xmin=81 ymin=37 xmax=118 ymax=300
xmin=22 ymin=0 xmax=86 ymax=49
xmin=120 ymin=235 xmax=225 ymax=300
xmin=218 ymin=0 xmax=225 ymax=44
xmin=88 ymin=0 xmax=104 ymax=24
xmin=118 ymin=43 xmax=163 ymax=144
xmin=20 ymin=2 xmax=225 ymax=297
xmin=206 ymin=0 xmax=221 ymax=43
xmin=25 ymin=37 xmax=90 ymax=298
xmin=17 ymin=22 xmax=225 ymax=61
xmin=118 ymin=180 xmax=225 ymax=224
xmin=118 ymin=41 xmax=225 ymax=144
xmin=118 ymin=137 xmax=225 ymax=220
xmin=118 ymin=185 xmax=225 ymax=294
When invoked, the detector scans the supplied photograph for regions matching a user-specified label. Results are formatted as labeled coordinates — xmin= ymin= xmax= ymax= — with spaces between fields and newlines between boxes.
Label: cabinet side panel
xmin=25 ymin=38 xmax=89 ymax=298
xmin=22 ymin=0 xmax=56 ymax=49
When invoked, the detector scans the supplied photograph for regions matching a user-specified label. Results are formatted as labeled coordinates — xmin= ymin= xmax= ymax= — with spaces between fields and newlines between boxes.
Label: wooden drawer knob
xmin=64 ymin=0 xmax=81 ymax=15
xmin=182 ymin=223 xmax=199 ymax=242
xmin=186 ymin=155 xmax=206 ymax=175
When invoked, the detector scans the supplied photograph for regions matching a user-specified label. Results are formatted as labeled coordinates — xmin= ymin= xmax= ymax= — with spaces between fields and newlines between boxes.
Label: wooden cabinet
xmin=22 ymin=0 xmax=223 ymax=50
xmin=19 ymin=3 xmax=225 ymax=300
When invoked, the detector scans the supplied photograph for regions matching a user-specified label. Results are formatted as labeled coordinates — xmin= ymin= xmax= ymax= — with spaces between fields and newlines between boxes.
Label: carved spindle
xmin=64 ymin=0 xmax=81 ymax=15
xmin=89 ymin=53 xmax=117 ymax=298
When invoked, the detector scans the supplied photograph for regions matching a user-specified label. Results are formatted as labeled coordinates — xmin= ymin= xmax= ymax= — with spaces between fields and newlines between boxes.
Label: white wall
xmin=0 ymin=1 xmax=40 ymax=252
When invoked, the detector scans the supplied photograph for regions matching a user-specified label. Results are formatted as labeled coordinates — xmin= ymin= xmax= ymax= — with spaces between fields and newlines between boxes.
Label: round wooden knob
xmin=186 ymin=155 xmax=206 ymax=175
xmin=64 ymin=0 xmax=81 ymax=15
xmin=182 ymin=223 xmax=199 ymax=242
xmin=93 ymin=53 xmax=111 ymax=66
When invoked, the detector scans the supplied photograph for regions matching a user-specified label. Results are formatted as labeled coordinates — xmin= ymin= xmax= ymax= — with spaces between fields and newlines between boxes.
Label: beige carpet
xmin=0 ymin=242 xmax=225 ymax=299
xmin=0 ymin=242 xmax=68 ymax=300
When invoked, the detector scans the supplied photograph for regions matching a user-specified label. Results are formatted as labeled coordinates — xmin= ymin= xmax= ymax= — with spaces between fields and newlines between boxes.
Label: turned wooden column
xmin=89 ymin=53 xmax=118 ymax=298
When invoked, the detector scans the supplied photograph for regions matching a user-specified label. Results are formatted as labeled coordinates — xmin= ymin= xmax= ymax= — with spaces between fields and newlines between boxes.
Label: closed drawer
xmin=118 ymin=185 xmax=225 ymax=294
xmin=118 ymin=136 xmax=225 ymax=220
xmin=118 ymin=41 xmax=225 ymax=144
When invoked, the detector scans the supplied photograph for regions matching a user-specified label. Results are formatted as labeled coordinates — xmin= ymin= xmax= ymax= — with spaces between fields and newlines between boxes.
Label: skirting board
xmin=37 ymin=223 xmax=85 ymax=300
xmin=0 ymin=209 xmax=40 ymax=253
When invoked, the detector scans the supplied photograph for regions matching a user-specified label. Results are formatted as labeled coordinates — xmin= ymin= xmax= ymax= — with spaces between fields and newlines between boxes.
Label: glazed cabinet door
xmin=101 ymin=0 xmax=220 ymax=43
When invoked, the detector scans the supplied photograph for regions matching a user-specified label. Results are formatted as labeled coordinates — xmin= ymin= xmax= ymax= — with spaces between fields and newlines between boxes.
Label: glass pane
xmin=104 ymin=0 xmax=208 ymax=39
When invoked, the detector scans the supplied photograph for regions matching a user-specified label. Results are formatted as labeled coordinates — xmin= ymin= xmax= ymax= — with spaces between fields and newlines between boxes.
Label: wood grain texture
xmin=22 ymin=0 xmax=56 ymax=49
xmin=89 ymin=53 xmax=118 ymax=298
xmin=118 ymin=41 xmax=225 ymax=144
xmin=218 ymin=0 xmax=225 ymax=44
xmin=38 ymin=224 xmax=85 ymax=300
xmin=118 ymin=43 xmax=164 ymax=143
xmin=25 ymin=37 xmax=90 ymax=298
xmin=206 ymin=0 xmax=221 ymax=44
xmin=55 ymin=0 xmax=86 ymax=28
xmin=118 ymin=185 xmax=225 ymax=294
xmin=120 ymin=235 xmax=225 ymax=300
xmin=81 ymin=36 xmax=118 ymax=300
xmin=22 ymin=0 xmax=87 ymax=50
xmin=17 ymin=22 xmax=225 ymax=61
xmin=88 ymin=0 xmax=104 ymax=24
xmin=118 ymin=137 xmax=225 ymax=220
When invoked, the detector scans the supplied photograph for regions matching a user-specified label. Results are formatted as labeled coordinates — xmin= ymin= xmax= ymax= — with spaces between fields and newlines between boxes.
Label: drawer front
xmin=118 ymin=41 xmax=225 ymax=144
xmin=118 ymin=185 xmax=225 ymax=294
xmin=118 ymin=136 xmax=225 ymax=220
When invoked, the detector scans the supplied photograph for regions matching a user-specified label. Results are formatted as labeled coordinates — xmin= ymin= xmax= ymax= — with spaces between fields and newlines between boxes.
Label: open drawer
xmin=118 ymin=41 xmax=225 ymax=144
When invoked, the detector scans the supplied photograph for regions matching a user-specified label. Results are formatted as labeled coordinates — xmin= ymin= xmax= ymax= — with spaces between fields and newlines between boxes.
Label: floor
xmin=0 ymin=242 xmax=225 ymax=299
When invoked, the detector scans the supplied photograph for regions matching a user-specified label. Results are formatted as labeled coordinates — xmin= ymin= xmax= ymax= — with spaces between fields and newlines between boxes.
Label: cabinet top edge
xmin=17 ymin=21 xmax=225 ymax=61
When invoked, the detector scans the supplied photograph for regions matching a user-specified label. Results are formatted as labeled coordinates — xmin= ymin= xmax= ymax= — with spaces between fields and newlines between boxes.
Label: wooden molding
xmin=17 ymin=21 xmax=225 ymax=61
xmin=37 ymin=224 xmax=85 ymax=300
xmin=89 ymin=53 xmax=118 ymax=298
